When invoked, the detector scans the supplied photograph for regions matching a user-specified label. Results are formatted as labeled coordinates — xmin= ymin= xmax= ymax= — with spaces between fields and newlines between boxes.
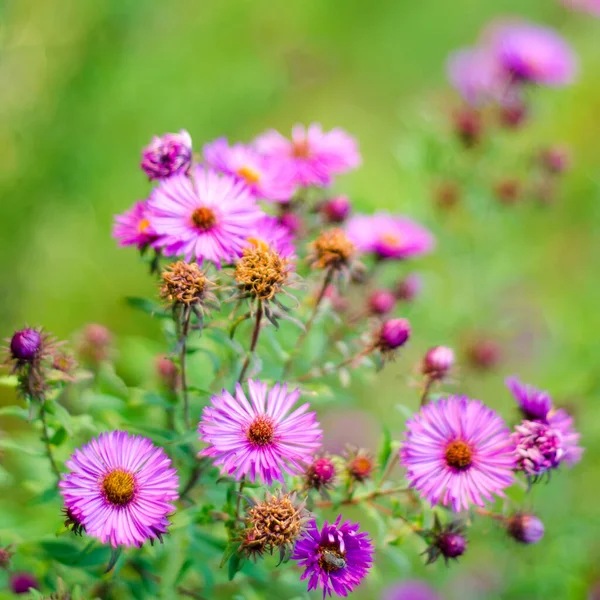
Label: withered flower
xmin=308 ymin=228 xmax=356 ymax=275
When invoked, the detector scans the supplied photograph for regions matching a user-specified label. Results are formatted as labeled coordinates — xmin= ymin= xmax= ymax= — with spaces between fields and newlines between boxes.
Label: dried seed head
xmin=234 ymin=241 xmax=290 ymax=301
xmin=308 ymin=228 xmax=356 ymax=271
xmin=240 ymin=490 xmax=311 ymax=559
xmin=160 ymin=261 xmax=212 ymax=307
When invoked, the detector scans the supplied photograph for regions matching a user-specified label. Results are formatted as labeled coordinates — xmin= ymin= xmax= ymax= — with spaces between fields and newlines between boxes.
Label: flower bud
xmin=539 ymin=146 xmax=571 ymax=174
xmin=305 ymin=456 xmax=336 ymax=491
xmin=367 ymin=289 xmax=396 ymax=316
xmin=437 ymin=531 xmax=467 ymax=559
xmin=453 ymin=107 xmax=483 ymax=147
xmin=321 ymin=195 xmax=351 ymax=223
xmin=422 ymin=346 xmax=455 ymax=380
xmin=507 ymin=513 xmax=544 ymax=544
xmin=494 ymin=179 xmax=521 ymax=205
xmin=10 ymin=328 xmax=41 ymax=362
xmin=394 ymin=274 xmax=422 ymax=302
xmin=345 ymin=448 xmax=374 ymax=483
xmin=465 ymin=337 xmax=502 ymax=371
xmin=10 ymin=572 xmax=40 ymax=594
xmin=434 ymin=181 xmax=461 ymax=210
xmin=141 ymin=130 xmax=192 ymax=180
xmin=79 ymin=323 xmax=112 ymax=364
xmin=155 ymin=354 xmax=179 ymax=391
xmin=377 ymin=318 xmax=411 ymax=352
xmin=498 ymin=99 xmax=528 ymax=129
xmin=0 ymin=545 xmax=14 ymax=570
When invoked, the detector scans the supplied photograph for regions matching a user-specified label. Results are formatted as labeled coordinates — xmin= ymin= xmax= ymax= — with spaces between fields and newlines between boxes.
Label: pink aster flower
xmin=112 ymin=200 xmax=157 ymax=249
xmin=198 ymin=379 xmax=323 ymax=485
xmin=291 ymin=515 xmax=374 ymax=599
xmin=203 ymin=137 xmax=297 ymax=202
xmin=346 ymin=213 xmax=435 ymax=260
xmin=491 ymin=22 xmax=577 ymax=86
xmin=247 ymin=215 xmax=296 ymax=259
xmin=400 ymin=396 xmax=515 ymax=512
xmin=59 ymin=431 xmax=179 ymax=547
xmin=146 ymin=166 xmax=263 ymax=266
xmin=254 ymin=124 xmax=360 ymax=187
xmin=512 ymin=419 xmax=563 ymax=478
xmin=506 ymin=377 xmax=552 ymax=421
xmin=562 ymin=0 xmax=600 ymax=16
xmin=548 ymin=408 xmax=583 ymax=466
xmin=141 ymin=130 xmax=192 ymax=180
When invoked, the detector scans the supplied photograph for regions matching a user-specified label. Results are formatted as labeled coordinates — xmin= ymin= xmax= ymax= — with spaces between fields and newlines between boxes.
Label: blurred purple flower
xmin=10 ymin=572 xmax=40 ymax=595
xmin=321 ymin=195 xmax=352 ymax=223
xmin=113 ymin=200 xmax=157 ymax=249
xmin=512 ymin=419 xmax=563 ymax=477
xmin=254 ymin=123 xmax=360 ymax=187
xmin=60 ymin=431 xmax=179 ymax=547
xmin=506 ymin=377 xmax=552 ymax=421
xmin=507 ymin=513 xmax=545 ymax=544
xmin=203 ymin=137 xmax=297 ymax=202
xmin=381 ymin=580 xmax=441 ymax=600
xmin=141 ymin=130 xmax=192 ymax=180
xmin=292 ymin=515 xmax=374 ymax=598
xmin=400 ymin=396 xmax=515 ymax=511
xmin=562 ymin=0 xmax=600 ymax=15
xmin=548 ymin=408 xmax=584 ymax=466
xmin=247 ymin=215 xmax=296 ymax=259
xmin=198 ymin=380 xmax=322 ymax=485
xmin=346 ymin=213 xmax=435 ymax=260
xmin=147 ymin=166 xmax=262 ymax=266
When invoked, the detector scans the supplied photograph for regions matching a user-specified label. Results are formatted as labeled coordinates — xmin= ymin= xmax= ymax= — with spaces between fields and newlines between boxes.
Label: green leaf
xmin=0 ymin=405 xmax=29 ymax=419
xmin=0 ymin=438 xmax=44 ymax=457
xmin=228 ymin=552 xmax=244 ymax=581
xmin=96 ymin=363 xmax=129 ymax=400
xmin=220 ymin=541 xmax=239 ymax=568
xmin=50 ymin=426 xmax=68 ymax=446
xmin=125 ymin=296 xmax=168 ymax=318
xmin=377 ymin=426 xmax=392 ymax=472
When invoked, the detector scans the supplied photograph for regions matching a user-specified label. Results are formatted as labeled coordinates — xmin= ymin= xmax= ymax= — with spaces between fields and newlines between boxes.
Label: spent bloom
xmin=254 ymin=123 xmax=361 ymax=187
xmin=203 ymin=137 xmax=296 ymax=202
xmin=141 ymin=130 xmax=192 ymax=180
xmin=308 ymin=228 xmax=357 ymax=273
xmin=147 ymin=166 xmax=262 ymax=266
xmin=198 ymin=380 xmax=322 ymax=485
xmin=292 ymin=515 xmax=374 ymax=598
xmin=491 ymin=22 xmax=577 ymax=86
xmin=59 ymin=431 xmax=179 ymax=547
xmin=400 ymin=396 xmax=515 ymax=511
xmin=507 ymin=513 xmax=545 ymax=544
xmin=159 ymin=261 xmax=218 ymax=317
xmin=345 ymin=447 xmax=375 ymax=483
xmin=346 ymin=213 xmax=435 ymax=260
xmin=506 ymin=377 xmax=552 ymax=421
xmin=112 ymin=200 xmax=157 ymax=250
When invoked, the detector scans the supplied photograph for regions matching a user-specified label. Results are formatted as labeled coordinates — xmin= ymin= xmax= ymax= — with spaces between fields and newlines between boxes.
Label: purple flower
xmin=381 ymin=580 xmax=441 ymax=600
xmin=562 ymin=0 xmax=600 ymax=16
xmin=141 ymin=130 xmax=192 ymax=180
xmin=506 ymin=377 xmax=552 ymax=421
xmin=10 ymin=572 xmax=40 ymax=595
xmin=447 ymin=47 xmax=508 ymax=106
xmin=512 ymin=419 xmax=563 ymax=477
xmin=113 ymin=200 xmax=157 ymax=249
xmin=491 ymin=22 xmax=577 ymax=86
xmin=291 ymin=515 xmax=374 ymax=598
xmin=203 ymin=137 xmax=297 ymax=202
xmin=400 ymin=396 xmax=515 ymax=512
xmin=346 ymin=213 xmax=435 ymax=260
xmin=254 ymin=124 xmax=360 ymax=187
xmin=10 ymin=328 xmax=42 ymax=362
xmin=147 ymin=166 xmax=262 ymax=267
xmin=507 ymin=513 xmax=545 ymax=544
xmin=548 ymin=408 xmax=583 ymax=466
xmin=247 ymin=215 xmax=296 ymax=259
xmin=198 ymin=380 xmax=322 ymax=485
xmin=59 ymin=431 xmax=179 ymax=547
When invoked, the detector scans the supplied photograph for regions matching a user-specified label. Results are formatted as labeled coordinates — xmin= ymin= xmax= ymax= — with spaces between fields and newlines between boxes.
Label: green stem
xmin=180 ymin=306 xmax=192 ymax=431
xmin=237 ymin=301 xmax=263 ymax=383
xmin=39 ymin=405 xmax=60 ymax=482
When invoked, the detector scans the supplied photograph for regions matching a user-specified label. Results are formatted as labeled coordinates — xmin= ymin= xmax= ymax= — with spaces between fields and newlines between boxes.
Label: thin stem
xmin=377 ymin=453 xmax=399 ymax=487
xmin=475 ymin=508 xmax=506 ymax=522
xmin=235 ymin=478 xmax=246 ymax=522
xmin=315 ymin=485 xmax=409 ymax=509
xmin=297 ymin=347 xmax=372 ymax=382
xmin=420 ymin=376 xmax=435 ymax=407
xmin=180 ymin=306 xmax=192 ymax=431
xmin=39 ymin=405 xmax=60 ymax=482
xmin=180 ymin=460 xmax=204 ymax=503
xmin=283 ymin=267 xmax=334 ymax=378
xmin=237 ymin=301 xmax=263 ymax=383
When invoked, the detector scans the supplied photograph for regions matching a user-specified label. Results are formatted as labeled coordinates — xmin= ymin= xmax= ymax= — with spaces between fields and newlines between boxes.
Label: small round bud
xmin=345 ymin=448 xmax=375 ymax=483
xmin=394 ymin=274 xmax=422 ymax=302
xmin=155 ymin=354 xmax=179 ymax=390
xmin=0 ymin=545 xmax=14 ymax=570
xmin=498 ymin=100 xmax=528 ymax=129
xmin=437 ymin=531 xmax=467 ymax=559
xmin=466 ymin=338 xmax=502 ymax=370
xmin=494 ymin=179 xmax=521 ymax=205
xmin=539 ymin=146 xmax=571 ymax=174
xmin=367 ymin=289 xmax=396 ymax=316
xmin=141 ymin=130 xmax=192 ymax=180
xmin=422 ymin=346 xmax=455 ymax=380
xmin=10 ymin=329 xmax=41 ymax=362
xmin=507 ymin=513 xmax=544 ymax=544
xmin=377 ymin=318 xmax=411 ymax=352
xmin=321 ymin=195 xmax=351 ymax=223
xmin=305 ymin=456 xmax=336 ymax=491
xmin=10 ymin=572 xmax=40 ymax=595
xmin=434 ymin=181 xmax=461 ymax=210
xmin=79 ymin=324 xmax=112 ymax=364
xmin=453 ymin=107 xmax=483 ymax=148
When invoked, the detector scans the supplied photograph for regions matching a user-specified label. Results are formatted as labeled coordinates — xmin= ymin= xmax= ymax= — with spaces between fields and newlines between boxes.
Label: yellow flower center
xmin=138 ymin=218 xmax=151 ymax=233
xmin=102 ymin=469 xmax=136 ymax=505
xmin=191 ymin=207 xmax=217 ymax=231
xmin=237 ymin=165 xmax=261 ymax=184
xmin=445 ymin=440 xmax=473 ymax=470
xmin=247 ymin=416 xmax=275 ymax=446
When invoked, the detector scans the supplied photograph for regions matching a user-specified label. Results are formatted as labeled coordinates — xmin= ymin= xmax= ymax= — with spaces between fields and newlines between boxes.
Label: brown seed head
xmin=160 ymin=261 xmax=208 ymax=306
xmin=241 ymin=490 xmax=310 ymax=558
xmin=308 ymin=228 xmax=355 ymax=271
xmin=234 ymin=241 xmax=290 ymax=301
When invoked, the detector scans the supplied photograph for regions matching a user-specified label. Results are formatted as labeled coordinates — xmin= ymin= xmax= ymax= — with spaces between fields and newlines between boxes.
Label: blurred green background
xmin=1 ymin=0 xmax=600 ymax=598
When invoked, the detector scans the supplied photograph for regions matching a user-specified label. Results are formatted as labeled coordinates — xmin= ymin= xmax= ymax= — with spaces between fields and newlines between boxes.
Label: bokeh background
xmin=1 ymin=0 xmax=600 ymax=598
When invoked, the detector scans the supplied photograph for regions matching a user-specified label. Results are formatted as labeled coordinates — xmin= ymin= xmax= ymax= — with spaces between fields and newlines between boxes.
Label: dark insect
xmin=322 ymin=551 xmax=347 ymax=570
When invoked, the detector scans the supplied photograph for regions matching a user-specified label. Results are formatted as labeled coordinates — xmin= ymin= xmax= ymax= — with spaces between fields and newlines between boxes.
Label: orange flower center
xmin=445 ymin=440 xmax=473 ymax=470
xmin=138 ymin=218 xmax=151 ymax=233
xmin=318 ymin=544 xmax=347 ymax=572
xmin=237 ymin=165 xmax=261 ymax=184
xmin=102 ymin=469 xmax=136 ymax=505
xmin=292 ymin=138 xmax=310 ymax=158
xmin=191 ymin=207 xmax=217 ymax=231
xmin=247 ymin=416 xmax=275 ymax=446
xmin=380 ymin=232 xmax=402 ymax=248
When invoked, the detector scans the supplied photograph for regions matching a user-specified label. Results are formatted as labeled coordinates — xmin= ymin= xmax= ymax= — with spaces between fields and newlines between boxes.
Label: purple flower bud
xmin=498 ymin=98 xmax=529 ymax=129
xmin=10 ymin=572 xmax=40 ymax=595
xmin=155 ymin=354 xmax=179 ymax=391
xmin=141 ymin=130 xmax=192 ymax=180
xmin=368 ymin=289 xmax=396 ymax=315
xmin=453 ymin=107 xmax=483 ymax=147
xmin=507 ymin=513 xmax=545 ymax=544
xmin=539 ymin=146 xmax=571 ymax=174
xmin=395 ymin=273 xmax=422 ymax=302
xmin=305 ymin=456 xmax=336 ymax=491
xmin=10 ymin=328 xmax=41 ymax=362
xmin=321 ymin=195 xmax=351 ymax=223
xmin=422 ymin=346 xmax=455 ymax=380
xmin=437 ymin=531 xmax=467 ymax=559
xmin=378 ymin=318 xmax=411 ymax=351
xmin=466 ymin=337 xmax=502 ymax=370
